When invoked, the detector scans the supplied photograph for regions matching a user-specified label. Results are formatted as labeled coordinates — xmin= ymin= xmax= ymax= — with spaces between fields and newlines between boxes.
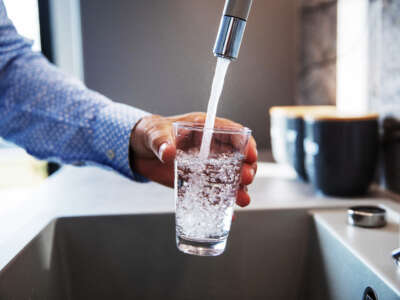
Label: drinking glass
xmin=173 ymin=122 xmax=251 ymax=256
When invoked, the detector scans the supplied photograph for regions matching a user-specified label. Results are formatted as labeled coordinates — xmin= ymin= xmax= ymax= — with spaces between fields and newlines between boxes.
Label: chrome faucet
xmin=213 ymin=0 xmax=253 ymax=61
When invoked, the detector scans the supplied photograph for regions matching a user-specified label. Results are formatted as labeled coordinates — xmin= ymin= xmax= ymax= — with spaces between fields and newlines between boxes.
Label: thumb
xmin=148 ymin=127 xmax=176 ymax=163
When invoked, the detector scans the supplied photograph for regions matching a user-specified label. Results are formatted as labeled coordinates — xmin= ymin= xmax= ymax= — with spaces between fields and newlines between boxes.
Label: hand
xmin=130 ymin=112 xmax=258 ymax=207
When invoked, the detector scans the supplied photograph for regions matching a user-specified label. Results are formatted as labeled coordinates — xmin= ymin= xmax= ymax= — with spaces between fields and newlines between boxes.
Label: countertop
xmin=0 ymin=162 xmax=391 ymax=266
xmin=0 ymin=162 xmax=399 ymax=294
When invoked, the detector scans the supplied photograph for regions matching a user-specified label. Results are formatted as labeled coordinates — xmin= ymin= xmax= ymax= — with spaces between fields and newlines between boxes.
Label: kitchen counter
xmin=0 ymin=162 xmax=399 ymax=295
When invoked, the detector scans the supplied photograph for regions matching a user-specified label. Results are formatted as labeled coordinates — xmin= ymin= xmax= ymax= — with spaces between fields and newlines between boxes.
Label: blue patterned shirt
xmin=0 ymin=2 xmax=149 ymax=181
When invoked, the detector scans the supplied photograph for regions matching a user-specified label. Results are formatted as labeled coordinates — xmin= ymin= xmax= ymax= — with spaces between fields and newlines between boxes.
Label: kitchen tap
xmin=213 ymin=0 xmax=253 ymax=61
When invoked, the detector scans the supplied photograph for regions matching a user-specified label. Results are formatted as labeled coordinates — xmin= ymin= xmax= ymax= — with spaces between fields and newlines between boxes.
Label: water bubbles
xmin=175 ymin=150 xmax=244 ymax=240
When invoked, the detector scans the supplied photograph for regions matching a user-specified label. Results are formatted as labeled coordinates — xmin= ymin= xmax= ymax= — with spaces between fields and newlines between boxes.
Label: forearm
xmin=0 ymin=2 xmax=149 ymax=180
xmin=0 ymin=49 xmax=149 ymax=180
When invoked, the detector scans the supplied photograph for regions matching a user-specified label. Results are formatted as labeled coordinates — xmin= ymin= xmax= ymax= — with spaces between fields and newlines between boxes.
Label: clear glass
xmin=173 ymin=122 xmax=251 ymax=256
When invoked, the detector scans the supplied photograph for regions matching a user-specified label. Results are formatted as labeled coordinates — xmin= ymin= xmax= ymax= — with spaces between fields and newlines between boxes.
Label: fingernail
xmin=158 ymin=143 xmax=169 ymax=162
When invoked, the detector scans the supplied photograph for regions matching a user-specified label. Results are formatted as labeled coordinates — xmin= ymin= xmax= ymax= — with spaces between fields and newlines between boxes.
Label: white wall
xmin=336 ymin=0 xmax=370 ymax=114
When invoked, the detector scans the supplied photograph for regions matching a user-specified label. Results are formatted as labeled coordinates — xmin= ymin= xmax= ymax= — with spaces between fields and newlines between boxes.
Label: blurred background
xmin=2 ymin=0 xmax=400 ymax=191
xmin=79 ymin=0 xmax=298 ymax=150
xmin=1 ymin=0 xmax=301 ymax=188
xmin=6 ymin=0 xmax=302 ymax=150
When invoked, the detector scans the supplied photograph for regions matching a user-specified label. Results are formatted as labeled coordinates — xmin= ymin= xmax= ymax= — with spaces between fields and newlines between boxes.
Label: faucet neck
xmin=223 ymin=0 xmax=252 ymax=21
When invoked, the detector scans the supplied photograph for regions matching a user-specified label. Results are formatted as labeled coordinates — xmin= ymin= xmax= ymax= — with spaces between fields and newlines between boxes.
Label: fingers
xmin=214 ymin=117 xmax=242 ymax=130
xmin=169 ymin=112 xmax=207 ymax=124
xmin=169 ymin=112 xmax=242 ymax=130
xmin=138 ymin=112 xmax=257 ymax=211
xmin=135 ymin=158 xmax=174 ymax=188
xmin=241 ymin=163 xmax=256 ymax=185
xmin=145 ymin=123 xmax=176 ymax=163
xmin=237 ymin=162 xmax=256 ymax=208
xmin=158 ymin=143 xmax=176 ymax=163
xmin=236 ymin=186 xmax=250 ymax=207
xmin=245 ymin=136 xmax=257 ymax=164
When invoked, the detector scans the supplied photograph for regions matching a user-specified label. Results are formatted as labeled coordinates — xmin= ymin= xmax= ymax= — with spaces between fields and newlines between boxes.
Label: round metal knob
xmin=347 ymin=206 xmax=386 ymax=228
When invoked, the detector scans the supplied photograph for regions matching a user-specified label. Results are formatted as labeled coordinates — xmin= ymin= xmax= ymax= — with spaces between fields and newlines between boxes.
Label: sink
xmin=0 ymin=209 xmax=398 ymax=299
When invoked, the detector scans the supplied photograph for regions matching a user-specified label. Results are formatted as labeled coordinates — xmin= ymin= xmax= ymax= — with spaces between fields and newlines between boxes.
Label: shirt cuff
xmin=91 ymin=101 xmax=150 ymax=182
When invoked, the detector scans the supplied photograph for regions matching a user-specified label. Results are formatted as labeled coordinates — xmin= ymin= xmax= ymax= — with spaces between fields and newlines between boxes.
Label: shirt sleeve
xmin=0 ymin=1 xmax=150 ymax=181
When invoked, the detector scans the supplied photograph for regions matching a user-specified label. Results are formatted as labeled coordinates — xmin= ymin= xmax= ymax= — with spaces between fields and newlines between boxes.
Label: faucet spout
xmin=213 ymin=0 xmax=253 ymax=61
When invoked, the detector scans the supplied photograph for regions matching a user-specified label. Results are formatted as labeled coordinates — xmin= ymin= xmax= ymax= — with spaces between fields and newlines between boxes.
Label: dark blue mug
xmin=304 ymin=113 xmax=379 ymax=197
xmin=269 ymin=106 xmax=336 ymax=181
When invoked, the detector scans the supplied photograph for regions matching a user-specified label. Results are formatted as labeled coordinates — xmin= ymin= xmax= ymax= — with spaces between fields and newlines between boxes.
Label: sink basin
xmin=0 ymin=209 xmax=398 ymax=299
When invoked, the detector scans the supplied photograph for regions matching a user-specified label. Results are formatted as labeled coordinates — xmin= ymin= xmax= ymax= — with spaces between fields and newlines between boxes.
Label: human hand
xmin=130 ymin=112 xmax=257 ymax=207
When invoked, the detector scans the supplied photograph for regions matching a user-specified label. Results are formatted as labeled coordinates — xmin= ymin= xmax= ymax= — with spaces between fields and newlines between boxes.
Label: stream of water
xmin=199 ymin=57 xmax=231 ymax=159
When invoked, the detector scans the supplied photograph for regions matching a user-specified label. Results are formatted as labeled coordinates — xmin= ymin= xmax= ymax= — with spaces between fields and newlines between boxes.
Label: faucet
xmin=213 ymin=0 xmax=253 ymax=61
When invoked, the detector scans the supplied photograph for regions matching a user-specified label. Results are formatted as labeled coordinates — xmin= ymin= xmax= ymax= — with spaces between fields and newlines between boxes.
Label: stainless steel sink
xmin=0 ymin=209 xmax=398 ymax=299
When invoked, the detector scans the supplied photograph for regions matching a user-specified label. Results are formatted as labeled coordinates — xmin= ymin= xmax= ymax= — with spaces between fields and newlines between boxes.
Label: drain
xmin=363 ymin=287 xmax=378 ymax=300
